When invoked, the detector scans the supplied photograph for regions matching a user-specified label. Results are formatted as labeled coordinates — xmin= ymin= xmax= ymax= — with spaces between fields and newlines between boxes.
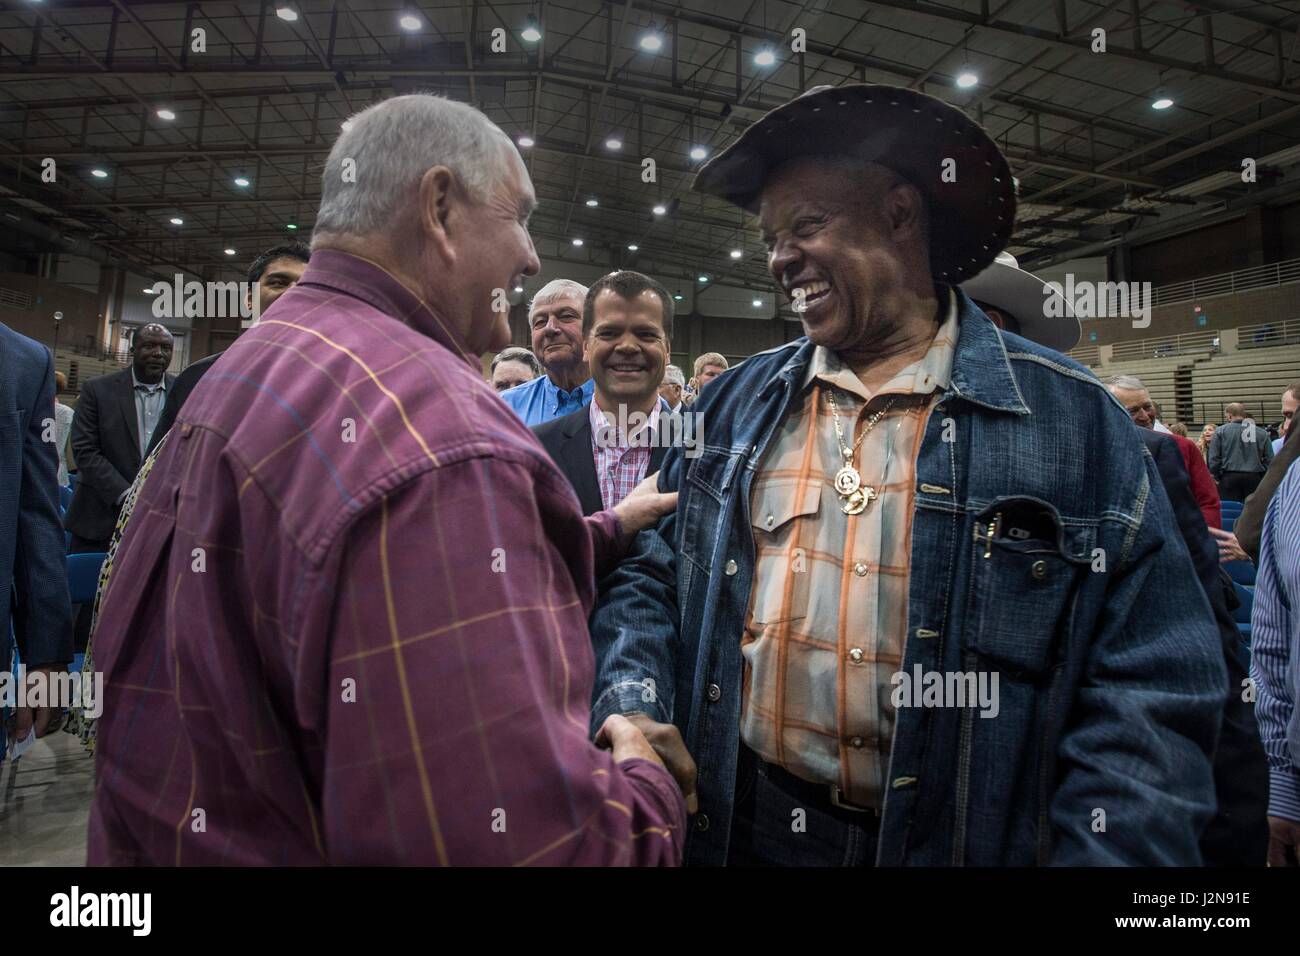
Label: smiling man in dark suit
xmin=533 ymin=271 xmax=677 ymax=514
xmin=65 ymin=323 xmax=175 ymax=553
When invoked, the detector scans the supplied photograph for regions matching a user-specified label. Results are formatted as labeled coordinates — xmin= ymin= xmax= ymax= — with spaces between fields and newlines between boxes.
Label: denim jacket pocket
xmin=748 ymin=479 xmax=821 ymax=625
xmin=965 ymin=497 xmax=1088 ymax=678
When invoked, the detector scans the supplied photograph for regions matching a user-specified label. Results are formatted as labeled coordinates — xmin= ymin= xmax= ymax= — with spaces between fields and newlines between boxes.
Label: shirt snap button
xmin=706 ymin=683 xmax=721 ymax=702
xmin=724 ymin=560 xmax=738 ymax=576
xmin=854 ymin=562 xmax=868 ymax=576
xmin=765 ymin=514 xmax=775 ymax=529
xmin=849 ymin=736 xmax=866 ymax=749
xmin=848 ymin=648 xmax=864 ymax=664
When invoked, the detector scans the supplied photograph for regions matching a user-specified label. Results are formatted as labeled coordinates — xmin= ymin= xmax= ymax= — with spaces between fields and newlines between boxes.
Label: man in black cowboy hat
xmin=587 ymin=84 xmax=1225 ymax=866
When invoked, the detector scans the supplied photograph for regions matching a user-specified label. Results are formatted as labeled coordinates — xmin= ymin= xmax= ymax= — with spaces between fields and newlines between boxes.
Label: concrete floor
xmin=0 ymin=730 xmax=93 ymax=866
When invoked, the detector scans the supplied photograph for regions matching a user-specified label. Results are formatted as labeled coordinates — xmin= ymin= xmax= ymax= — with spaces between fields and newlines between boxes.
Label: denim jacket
xmin=590 ymin=289 xmax=1227 ymax=866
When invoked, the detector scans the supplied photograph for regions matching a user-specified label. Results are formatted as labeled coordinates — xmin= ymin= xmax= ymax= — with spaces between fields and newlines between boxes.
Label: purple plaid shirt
xmin=86 ymin=250 xmax=685 ymax=866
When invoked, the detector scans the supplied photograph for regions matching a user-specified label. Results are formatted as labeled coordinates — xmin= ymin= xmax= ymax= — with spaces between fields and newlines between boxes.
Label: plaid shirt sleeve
xmin=301 ymin=452 xmax=685 ymax=865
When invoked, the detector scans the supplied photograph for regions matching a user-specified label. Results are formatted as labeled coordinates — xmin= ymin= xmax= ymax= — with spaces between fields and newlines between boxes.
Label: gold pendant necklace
xmin=826 ymin=390 xmax=896 ymax=515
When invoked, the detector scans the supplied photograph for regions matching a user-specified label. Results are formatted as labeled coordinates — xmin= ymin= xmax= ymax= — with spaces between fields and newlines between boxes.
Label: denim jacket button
xmin=707 ymin=683 xmax=722 ymax=702
xmin=1031 ymin=560 xmax=1048 ymax=580
xmin=694 ymin=813 xmax=710 ymax=831
xmin=724 ymin=559 xmax=738 ymax=575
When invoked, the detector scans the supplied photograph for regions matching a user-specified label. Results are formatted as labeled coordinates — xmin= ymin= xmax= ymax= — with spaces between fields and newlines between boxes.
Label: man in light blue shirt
xmin=500 ymin=278 xmax=593 ymax=426
xmin=1251 ymin=456 xmax=1300 ymax=866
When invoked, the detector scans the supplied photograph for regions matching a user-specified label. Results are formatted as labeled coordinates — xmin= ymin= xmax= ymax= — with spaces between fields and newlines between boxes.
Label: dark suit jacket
xmin=1236 ymin=427 xmax=1299 ymax=563
xmin=532 ymin=404 xmax=672 ymax=515
xmin=1139 ymin=428 xmax=1268 ymax=865
xmin=64 ymin=366 xmax=175 ymax=543
xmin=0 ymin=322 xmax=72 ymax=668
xmin=145 ymin=350 xmax=223 ymax=457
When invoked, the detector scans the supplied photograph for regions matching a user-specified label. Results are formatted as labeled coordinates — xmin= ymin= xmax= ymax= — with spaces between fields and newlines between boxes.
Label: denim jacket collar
xmin=757 ymin=286 xmax=1030 ymax=416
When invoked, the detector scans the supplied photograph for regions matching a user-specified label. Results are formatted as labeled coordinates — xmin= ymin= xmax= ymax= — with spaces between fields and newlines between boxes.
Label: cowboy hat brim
xmin=962 ymin=260 xmax=1081 ymax=353
xmin=692 ymin=84 xmax=1016 ymax=284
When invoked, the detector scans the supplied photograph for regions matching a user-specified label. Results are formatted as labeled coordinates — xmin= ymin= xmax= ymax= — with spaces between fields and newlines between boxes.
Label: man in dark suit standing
xmin=533 ymin=271 xmax=679 ymax=514
xmin=0 ymin=322 xmax=72 ymax=749
xmin=65 ymin=323 xmax=175 ymax=553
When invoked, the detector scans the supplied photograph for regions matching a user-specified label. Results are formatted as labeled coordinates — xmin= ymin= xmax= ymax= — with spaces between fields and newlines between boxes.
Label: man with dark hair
xmin=490 ymin=346 xmax=541 ymax=392
xmin=65 ymin=323 xmax=175 ymax=553
xmin=145 ymin=242 xmax=310 ymax=456
xmin=533 ymin=271 xmax=676 ymax=514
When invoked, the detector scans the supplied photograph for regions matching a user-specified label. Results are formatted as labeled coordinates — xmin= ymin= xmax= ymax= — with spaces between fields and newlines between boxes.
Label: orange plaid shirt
xmin=741 ymin=291 xmax=958 ymax=808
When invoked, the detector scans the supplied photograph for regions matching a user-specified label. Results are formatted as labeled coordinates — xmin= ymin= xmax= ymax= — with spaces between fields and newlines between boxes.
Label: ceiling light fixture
xmin=627 ymin=244 xmax=639 ymax=251
xmin=90 ymin=168 xmax=108 ymax=178
xmin=729 ymin=249 xmax=743 ymax=259
xmin=517 ymin=135 xmax=535 ymax=148
xmin=234 ymin=177 xmax=251 ymax=187
xmin=275 ymin=6 xmax=298 ymax=23
xmin=224 ymin=248 xmax=237 ymax=256
xmin=585 ymin=198 xmax=599 ymax=207
xmin=754 ymin=48 xmax=776 ymax=67
xmin=169 ymin=217 xmax=183 ymax=225
xmin=604 ymin=136 xmax=623 ymax=150
xmin=156 ymin=108 xmax=176 ymax=121
xmin=956 ymin=71 xmax=978 ymax=89
xmin=572 ymin=238 xmax=584 ymax=246
xmin=689 ymin=146 xmax=708 ymax=161
xmin=639 ymin=32 xmax=663 ymax=53
xmin=399 ymin=14 xmax=421 ymax=31
xmin=652 ymin=204 xmax=666 ymax=215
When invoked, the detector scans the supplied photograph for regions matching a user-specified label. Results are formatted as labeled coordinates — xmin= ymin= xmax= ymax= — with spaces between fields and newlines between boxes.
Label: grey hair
xmin=314 ymin=94 xmax=513 ymax=239
xmin=1100 ymin=374 xmax=1147 ymax=392
xmin=528 ymin=278 xmax=589 ymax=314
xmin=662 ymin=364 xmax=685 ymax=388
xmin=491 ymin=346 xmax=541 ymax=376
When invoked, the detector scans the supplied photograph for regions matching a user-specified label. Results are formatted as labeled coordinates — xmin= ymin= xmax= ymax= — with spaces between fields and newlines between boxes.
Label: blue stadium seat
xmin=1223 ymin=515 xmax=1236 ymax=534
xmin=66 ymin=552 xmax=106 ymax=606
xmin=1225 ymin=559 xmax=1256 ymax=586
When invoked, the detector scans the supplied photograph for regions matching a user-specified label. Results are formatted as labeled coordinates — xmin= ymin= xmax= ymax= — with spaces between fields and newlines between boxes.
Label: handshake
xmin=596 ymin=713 xmax=699 ymax=814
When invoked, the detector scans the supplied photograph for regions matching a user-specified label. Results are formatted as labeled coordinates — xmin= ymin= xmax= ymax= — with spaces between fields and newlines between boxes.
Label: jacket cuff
xmin=591 ymin=680 xmax=670 ymax=733
xmin=1268 ymin=767 xmax=1300 ymax=823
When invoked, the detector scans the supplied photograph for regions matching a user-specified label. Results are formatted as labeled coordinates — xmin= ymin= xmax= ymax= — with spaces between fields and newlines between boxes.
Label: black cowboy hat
xmin=692 ymin=84 xmax=1016 ymax=284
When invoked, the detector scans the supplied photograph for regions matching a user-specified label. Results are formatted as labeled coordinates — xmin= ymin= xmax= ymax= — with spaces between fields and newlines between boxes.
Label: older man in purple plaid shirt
xmin=86 ymin=94 xmax=688 ymax=866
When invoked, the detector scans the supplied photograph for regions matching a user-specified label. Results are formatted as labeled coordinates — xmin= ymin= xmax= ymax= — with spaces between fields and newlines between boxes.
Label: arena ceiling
xmin=2 ymin=0 xmax=1300 ymax=292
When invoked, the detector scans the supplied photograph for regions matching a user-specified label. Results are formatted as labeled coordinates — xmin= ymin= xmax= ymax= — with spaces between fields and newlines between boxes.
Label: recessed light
xmin=604 ymin=137 xmax=623 ymax=150
xmin=169 ymin=217 xmax=183 ymax=225
xmin=517 ymin=135 xmax=535 ymax=148
xmin=585 ymin=198 xmax=599 ymax=207
xmin=224 ymin=248 xmax=237 ymax=256
xmin=275 ymin=6 xmax=298 ymax=22
xmin=754 ymin=48 xmax=776 ymax=67
xmin=399 ymin=14 xmax=421 ymax=31
xmin=1152 ymin=97 xmax=1174 ymax=110
xmin=729 ymin=249 xmax=743 ymax=259
xmin=752 ymin=299 xmax=763 ymax=307
xmin=234 ymin=177 xmax=250 ymax=187
xmin=627 ymin=244 xmax=639 ymax=251
xmin=639 ymin=33 xmax=663 ymax=52
xmin=286 ymin=223 xmax=298 ymax=230
xmin=572 ymin=238 xmax=584 ymax=246
xmin=698 ymin=275 xmax=708 ymax=283
xmin=156 ymin=108 xmax=176 ymax=121
xmin=689 ymin=146 xmax=708 ymax=161
xmin=652 ymin=204 xmax=666 ymax=215
xmin=90 ymin=168 xmax=108 ymax=178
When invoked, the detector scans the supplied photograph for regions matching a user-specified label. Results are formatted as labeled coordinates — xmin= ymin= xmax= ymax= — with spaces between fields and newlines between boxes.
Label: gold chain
xmin=826 ymin=390 xmax=897 ymax=463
